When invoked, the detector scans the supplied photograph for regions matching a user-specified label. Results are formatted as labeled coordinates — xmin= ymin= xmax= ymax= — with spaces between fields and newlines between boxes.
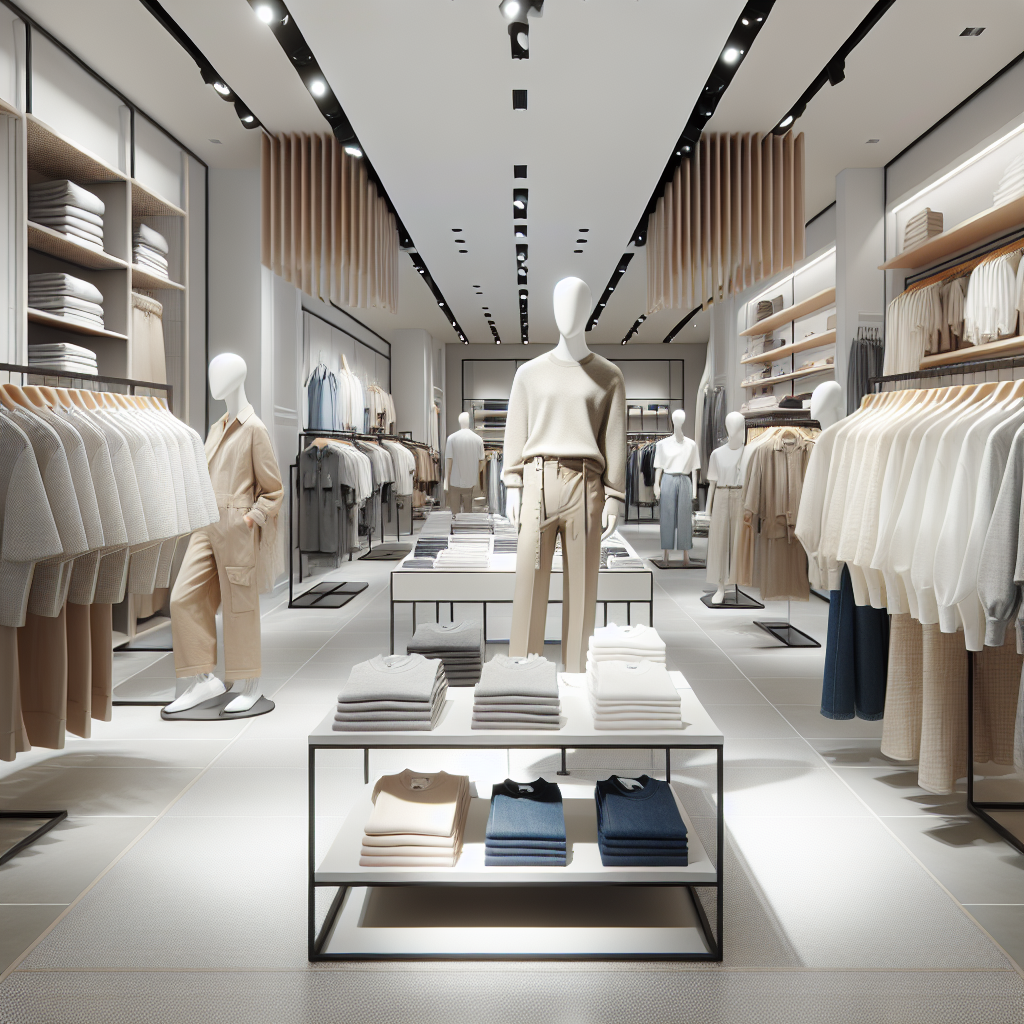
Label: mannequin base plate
xmin=161 ymin=693 xmax=275 ymax=720
xmin=650 ymin=557 xmax=705 ymax=570
xmin=359 ymin=544 xmax=411 ymax=561
xmin=754 ymin=620 xmax=820 ymax=648
xmin=292 ymin=581 xmax=368 ymax=609
xmin=701 ymin=588 xmax=765 ymax=609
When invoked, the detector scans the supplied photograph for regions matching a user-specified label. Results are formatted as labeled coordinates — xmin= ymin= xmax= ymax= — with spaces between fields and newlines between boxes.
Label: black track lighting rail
xmin=661 ymin=305 xmax=702 ymax=343
xmin=408 ymin=252 xmax=470 ymax=344
xmin=586 ymin=253 xmax=633 ymax=333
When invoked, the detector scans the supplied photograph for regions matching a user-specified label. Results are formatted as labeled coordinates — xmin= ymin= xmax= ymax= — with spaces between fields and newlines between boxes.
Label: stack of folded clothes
xmin=407 ymin=621 xmax=482 ymax=686
xmin=133 ymin=223 xmax=170 ymax=278
xmin=485 ymin=778 xmax=567 ymax=866
xmin=27 ymin=341 xmax=98 ymax=375
xmin=473 ymin=654 xmax=561 ymax=730
xmin=401 ymin=557 xmax=436 ymax=570
xmin=607 ymin=555 xmax=644 ymax=569
xmin=359 ymin=770 xmax=470 ymax=867
xmin=28 ymin=273 xmax=105 ymax=329
xmin=413 ymin=536 xmax=449 ymax=559
xmin=492 ymin=519 xmax=517 ymax=553
xmin=451 ymin=512 xmax=493 ymax=534
xmin=587 ymin=661 xmax=682 ymax=731
xmin=332 ymin=654 xmax=447 ymax=731
xmin=994 ymin=154 xmax=1024 ymax=206
xmin=595 ymin=775 xmax=688 ymax=865
xmin=587 ymin=623 xmax=666 ymax=669
xmin=29 ymin=180 xmax=105 ymax=251
xmin=434 ymin=540 xmax=489 ymax=568
xmin=902 ymin=207 xmax=943 ymax=250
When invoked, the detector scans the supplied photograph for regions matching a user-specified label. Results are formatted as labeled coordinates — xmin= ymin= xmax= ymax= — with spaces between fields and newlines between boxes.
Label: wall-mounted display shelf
xmin=28 ymin=222 xmax=127 ymax=270
xmin=131 ymin=265 xmax=185 ymax=291
xmin=741 ymin=328 xmax=837 ymax=365
xmin=739 ymin=287 xmax=836 ymax=337
xmin=881 ymin=196 xmax=1024 ymax=271
xmin=26 ymin=113 xmax=126 ymax=183
xmin=131 ymin=178 xmax=186 ymax=219
xmin=919 ymin=335 xmax=1024 ymax=369
xmin=742 ymin=363 xmax=834 ymax=389
xmin=27 ymin=307 xmax=127 ymax=340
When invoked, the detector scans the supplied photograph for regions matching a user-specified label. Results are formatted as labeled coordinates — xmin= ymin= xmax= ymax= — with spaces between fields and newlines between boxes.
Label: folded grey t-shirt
xmin=407 ymin=621 xmax=482 ymax=652
xmin=475 ymin=654 xmax=558 ymax=699
xmin=338 ymin=654 xmax=444 ymax=703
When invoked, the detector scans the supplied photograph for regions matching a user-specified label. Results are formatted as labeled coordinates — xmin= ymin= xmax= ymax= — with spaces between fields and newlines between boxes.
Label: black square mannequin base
xmin=651 ymin=556 xmax=705 ymax=569
xmin=161 ymin=692 xmax=275 ymax=720
xmin=701 ymin=586 xmax=765 ymax=609
xmin=292 ymin=581 xmax=369 ymax=609
xmin=358 ymin=544 xmax=411 ymax=561
xmin=754 ymin=620 xmax=820 ymax=648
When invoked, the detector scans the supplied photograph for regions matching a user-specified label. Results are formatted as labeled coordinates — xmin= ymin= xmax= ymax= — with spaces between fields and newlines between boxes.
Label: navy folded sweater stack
xmin=595 ymin=775 xmax=688 ymax=866
xmin=485 ymin=778 xmax=567 ymax=866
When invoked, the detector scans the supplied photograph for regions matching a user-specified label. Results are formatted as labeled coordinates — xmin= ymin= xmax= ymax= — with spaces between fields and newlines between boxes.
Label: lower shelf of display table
xmin=315 ymin=785 xmax=716 ymax=886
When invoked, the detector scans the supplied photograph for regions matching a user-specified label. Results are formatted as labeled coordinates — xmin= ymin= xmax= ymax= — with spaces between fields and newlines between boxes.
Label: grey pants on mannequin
xmin=659 ymin=472 xmax=693 ymax=551
xmin=510 ymin=458 xmax=604 ymax=673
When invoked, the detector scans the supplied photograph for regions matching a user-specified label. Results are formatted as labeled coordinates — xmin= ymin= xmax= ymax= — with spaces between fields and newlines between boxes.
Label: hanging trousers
xmin=706 ymin=486 xmax=743 ymax=586
xmin=18 ymin=603 xmax=68 ymax=749
xmin=448 ymin=486 xmax=474 ymax=513
xmin=659 ymin=472 xmax=692 ymax=551
xmin=0 ymin=625 xmax=29 ymax=761
xmin=170 ymin=502 xmax=261 ymax=682
xmin=65 ymin=601 xmax=93 ymax=738
xmin=510 ymin=458 xmax=604 ymax=674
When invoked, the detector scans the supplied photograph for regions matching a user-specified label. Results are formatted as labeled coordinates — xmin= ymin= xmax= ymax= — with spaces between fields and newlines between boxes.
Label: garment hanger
xmin=68 ymin=388 xmax=90 ymax=410
xmin=40 ymin=385 xmax=68 ymax=408
xmin=0 ymin=383 xmax=19 ymax=410
xmin=2 ymin=382 xmax=38 ymax=409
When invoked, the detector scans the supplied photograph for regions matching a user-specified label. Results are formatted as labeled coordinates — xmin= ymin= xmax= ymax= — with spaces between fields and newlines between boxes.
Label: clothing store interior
xmin=0 ymin=1 xmax=1023 ymax=1021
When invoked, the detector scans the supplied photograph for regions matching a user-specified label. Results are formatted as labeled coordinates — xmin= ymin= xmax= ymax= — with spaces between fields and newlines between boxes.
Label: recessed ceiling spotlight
xmin=455 ymin=239 xmax=466 ymax=242
xmin=310 ymin=79 xmax=326 ymax=97
xmin=255 ymin=3 xmax=274 ymax=23
xmin=779 ymin=114 xmax=794 ymax=128
xmin=209 ymin=138 xmax=222 ymax=144
xmin=344 ymin=145 xmax=362 ymax=157
xmin=213 ymin=81 xmax=231 ymax=96
xmin=741 ymin=17 xmax=749 ymax=25
xmin=459 ymin=249 xmax=468 ymax=253
xmin=513 ymin=199 xmax=525 ymax=209
xmin=453 ymin=228 xmax=463 ymax=232
xmin=574 ymin=249 xmax=582 ymax=253
xmin=866 ymin=138 xmax=879 ymax=144
xmin=960 ymin=26 xmax=985 ymax=35
xmin=438 ymin=301 xmax=445 ymax=307
xmin=722 ymin=47 xmax=741 ymax=63
xmin=502 ymin=0 xmax=521 ymax=17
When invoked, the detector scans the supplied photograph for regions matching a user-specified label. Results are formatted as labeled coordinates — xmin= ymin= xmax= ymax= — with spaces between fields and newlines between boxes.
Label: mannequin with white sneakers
xmin=445 ymin=411 xmax=485 ymax=513
xmin=166 ymin=354 xmax=283 ymax=715
xmin=653 ymin=409 xmax=700 ymax=565
xmin=705 ymin=411 xmax=746 ymax=603
xmin=503 ymin=276 xmax=626 ymax=672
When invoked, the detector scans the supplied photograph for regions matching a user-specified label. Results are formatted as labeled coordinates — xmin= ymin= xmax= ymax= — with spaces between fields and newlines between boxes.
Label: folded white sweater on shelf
xmin=28 ymin=273 xmax=105 ymax=305
xmin=134 ymin=223 xmax=169 ymax=254
xmin=28 ymin=179 xmax=105 ymax=217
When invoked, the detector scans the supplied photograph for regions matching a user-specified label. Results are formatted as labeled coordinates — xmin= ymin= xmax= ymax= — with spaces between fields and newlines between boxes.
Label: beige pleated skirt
xmin=706 ymin=487 xmax=744 ymax=588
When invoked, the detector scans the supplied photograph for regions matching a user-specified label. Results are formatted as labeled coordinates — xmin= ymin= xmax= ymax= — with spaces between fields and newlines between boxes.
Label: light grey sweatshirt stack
xmin=472 ymin=654 xmax=561 ymax=730
xmin=333 ymin=654 xmax=447 ymax=731
xmin=407 ymin=621 xmax=482 ymax=686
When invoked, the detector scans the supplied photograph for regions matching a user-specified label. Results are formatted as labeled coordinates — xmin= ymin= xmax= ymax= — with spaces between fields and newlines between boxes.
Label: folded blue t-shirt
xmin=486 ymin=778 xmax=566 ymax=841
xmin=595 ymin=775 xmax=688 ymax=842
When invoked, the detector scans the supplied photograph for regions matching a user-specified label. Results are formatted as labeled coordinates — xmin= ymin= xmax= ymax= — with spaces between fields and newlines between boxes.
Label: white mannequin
xmin=653 ymin=409 xmax=699 ymax=565
xmin=506 ymin=277 xmax=617 ymax=540
xmin=445 ymin=411 xmax=485 ymax=494
xmin=707 ymin=411 xmax=745 ymax=603
xmin=811 ymin=380 xmax=844 ymax=431
xmin=164 ymin=353 xmax=264 ymax=715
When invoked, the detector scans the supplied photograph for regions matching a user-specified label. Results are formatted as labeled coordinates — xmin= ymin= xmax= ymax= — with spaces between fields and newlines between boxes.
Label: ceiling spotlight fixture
xmin=501 ymin=0 xmax=521 ymax=17
xmin=438 ymin=301 xmax=445 ymax=307
xmin=741 ymin=17 xmax=749 ymax=25
xmin=242 ymin=115 xmax=254 ymax=123
xmin=960 ymin=26 xmax=985 ymax=36
xmin=310 ymin=79 xmax=326 ymax=97
xmin=722 ymin=47 xmax=741 ymax=63
xmin=214 ymin=81 xmax=230 ymax=96
xmin=255 ymin=3 xmax=274 ymax=22
xmin=779 ymin=114 xmax=794 ymax=128
xmin=866 ymin=138 xmax=879 ymax=144
xmin=344 ymin=144 xmax=363 ymax=157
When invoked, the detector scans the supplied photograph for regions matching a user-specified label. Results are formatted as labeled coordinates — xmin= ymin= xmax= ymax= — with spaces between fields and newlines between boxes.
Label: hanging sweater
xmin=502 ymin=350 xmax=626 ymax=503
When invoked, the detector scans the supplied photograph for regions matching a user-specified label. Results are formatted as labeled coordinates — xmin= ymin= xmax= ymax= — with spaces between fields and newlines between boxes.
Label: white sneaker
xmin=164 ymin=673 xmax=226 ymax=713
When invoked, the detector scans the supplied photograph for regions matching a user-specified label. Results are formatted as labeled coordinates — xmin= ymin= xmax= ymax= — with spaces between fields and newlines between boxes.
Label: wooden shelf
xmin=28 ymin=222 xmax=127 ymax=271
xmin=0 ymin=96 xmax=20 ymax=118
xmin=741 ymin=328 xmax=837 ymax=365
xmin=742 ymin=363 xmax=834 ymax=389
xmin=919 ymin=335 xmax=1024 ymax=369
xmin=131 ymin=264 xmax=185 ymax=291
xmin=26 ymin=114 xmax=126 ymax=184
xmin=131 ymin=178 xmax=185 ymax=218
xmin=27 ymin=307 xmax=127 ymax=341
xmin=881 ymin=197 xmax=1024 ymax=271
xmin=739 ymin=287 xmax=836 ymax=336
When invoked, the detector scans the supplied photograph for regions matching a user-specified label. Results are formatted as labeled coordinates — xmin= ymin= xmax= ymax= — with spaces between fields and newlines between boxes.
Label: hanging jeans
xmin=659 ymin=473 xmax=692 ymax=551
xmin=510 ymin=458 xmax=604 ymax=673
xmin=821 ymin=565 xmax=890 ymax=721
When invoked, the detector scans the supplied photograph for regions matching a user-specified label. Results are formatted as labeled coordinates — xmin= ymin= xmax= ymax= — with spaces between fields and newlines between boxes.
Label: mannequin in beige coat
xmin=167 ymin=354 xmax=283 ymax=714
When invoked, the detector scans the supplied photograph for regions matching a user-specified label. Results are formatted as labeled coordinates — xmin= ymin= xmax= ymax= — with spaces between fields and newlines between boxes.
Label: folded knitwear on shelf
xmin=407 ymin=621 xmax=482 ymax=686
xmin=134 ymin=223 xmax=169 ymax=254
xmin=29 ymin=296 xmax=104 ymax=316
xmin=32 ymin=214 xmax=104 ymax=240
xmin=29 ymin=179 xmax=105 ymax=216
xmin=587 ymin=661 xmax=682 ymax=730
xmin=401 ymin=558 xmax=436 ymax=570
xmin=473 ymin=654 xmax=562 ymax=730
xmin=993 ymin=154 xmax=1024 ymax=206
xmin=28 ymin=273 xmax=104 ymax=305
xmin=595 ymin=775 xmax=688 ymax=865
xmin=359 ymin=770 xmax=470 ymax=867
xmin=485 ymin=778 xmax=567 ymax=866
xmin=589 ymin=623 xmax=666 ymax=659
xmin=135 ymin=245 xmax=169 ymax=269
xmin=903 ymin=208 xmax=943 ymax=250
xmin=333 ymin=654 xmax=447 ymax=731
xmin=29 ymin=204 xmax=105 ymax=228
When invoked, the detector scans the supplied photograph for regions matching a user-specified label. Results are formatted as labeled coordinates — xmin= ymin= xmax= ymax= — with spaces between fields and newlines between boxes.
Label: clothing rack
xmin=868 ymin=364 xmax=1024 ymax=855
xmin=625 ymin=432 xmax=662 ymax=524
xmin=0 ymin=362 xmax=172 ymax=407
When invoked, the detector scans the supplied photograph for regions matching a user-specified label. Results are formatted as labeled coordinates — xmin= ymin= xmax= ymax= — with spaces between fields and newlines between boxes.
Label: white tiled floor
xmin=1 ymin=522 xmax=1022 ymax=1023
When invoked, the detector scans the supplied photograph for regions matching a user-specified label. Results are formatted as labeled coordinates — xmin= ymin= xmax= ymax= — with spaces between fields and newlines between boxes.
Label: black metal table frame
xmin=307 ymin=739 xmax=724 ymax=962
xmin=389 ymin=574 xmax=655 ymax=655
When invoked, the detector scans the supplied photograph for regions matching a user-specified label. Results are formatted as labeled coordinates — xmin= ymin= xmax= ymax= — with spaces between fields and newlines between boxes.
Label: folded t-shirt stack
xmin=133 ymin=223 xmax=170 ymax=278
xmin=27 ymin=341 xmax=98 ymax=375
xmin=451 ymin=512 xmax=493 ymax=533
xmin=587 ymin=661 xmax=682 ymax=731
xmin=413 ymin=536 xmax=449 ymax=559
xmin=903 ymin=207 xmax=943 ymax=250
xmin=28 ymin=273 xmax=105 ymax=329
xmin=994 ymin=154 xmax=1024 ymax=206
xmin=434 ymin=542 xmax=489 ymax=568
xmin=407 ymin=621 xmax=482 ymax=686
xmin=360 ymin=770 xmax=470 ymax=867
xmin=587 ymin=623 xmax=666 ymax=673
xmin=473 ymin=654 xmax=561 ymax=730
xmin=596 ymin=775 xmax=688 ymax=866
xmin=485 ymin=778 xmax=567 ymax=866
xmin=607 ymin=555 xmax=644 ymax=569
xmin=29 ymin=180 xmax=105 ymax=251
xmin=332 ymin=653 xmax=447 ymax=731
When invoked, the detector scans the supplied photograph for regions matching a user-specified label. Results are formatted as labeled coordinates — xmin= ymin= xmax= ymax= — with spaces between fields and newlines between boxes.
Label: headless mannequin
xmin=445 ymin=411 xmax=485 ymax=512
xmin=506 ymin=277 xmax=617 ymax=540
xmin=811 ymin=380 xmax=843 ymax=431
xmin=653 ymin=409 xmax=699 ymax=565
xmin=707 ymin=411 xmax=745 ymax=603
xmin=165 ymin=354 xmax=263 ymax=714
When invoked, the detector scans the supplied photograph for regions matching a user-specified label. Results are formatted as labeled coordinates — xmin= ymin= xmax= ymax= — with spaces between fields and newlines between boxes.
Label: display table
xmin=389 ymin=532 xmax=654 ymax=652
xmin=307 ymin=672 xmax=723 ymax=961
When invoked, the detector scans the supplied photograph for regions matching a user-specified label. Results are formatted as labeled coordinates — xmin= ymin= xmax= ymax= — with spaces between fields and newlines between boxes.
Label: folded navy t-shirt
xmin=595 ymin=775 xmax=688 ymax=842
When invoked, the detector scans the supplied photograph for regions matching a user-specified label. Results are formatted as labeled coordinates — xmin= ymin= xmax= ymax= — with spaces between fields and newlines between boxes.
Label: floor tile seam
xmin=650 ymin=572 xmax=1024 ymax=980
